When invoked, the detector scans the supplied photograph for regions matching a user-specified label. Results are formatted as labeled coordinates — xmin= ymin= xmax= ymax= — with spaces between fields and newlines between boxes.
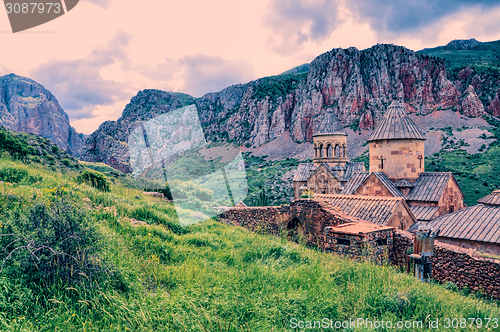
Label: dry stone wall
xmin=218 ymin=199 xmax=361 ymax=248
xmin=393 ymin=230 xmax=500 ymax=299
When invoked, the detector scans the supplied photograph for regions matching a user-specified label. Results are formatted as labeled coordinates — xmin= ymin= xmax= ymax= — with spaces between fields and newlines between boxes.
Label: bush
xmin=0 ymin=130 xmax=35 ymax=162
xmin=0 ymin=165 xmax=42 ymax=184
xmin=169 ymin=179 xmax=213 ymax=201
xmin=77 ymin=170 xmax=111 ymax=192
xmin=0 ymin=192 xmax=103 ymax=286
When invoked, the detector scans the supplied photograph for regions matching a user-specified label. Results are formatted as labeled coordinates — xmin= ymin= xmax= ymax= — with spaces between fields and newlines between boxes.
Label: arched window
xmin=335 ymin=144 xmax=340 ymax=157
xmin=319 ymin=144 xmax=323 ymax=157
xmin=326 ymin=144 xmax=333 ymax=158
xmin=342 ymin=144 xmax=346 ymax=157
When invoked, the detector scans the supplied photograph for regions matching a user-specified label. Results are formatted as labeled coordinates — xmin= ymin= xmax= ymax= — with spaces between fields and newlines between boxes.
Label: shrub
xmin=77 ymin=170 xmax=111 ymax=192
xmin=0 ymin=193 xmax=103 ymax=286
xmin=169 ymin=179 xmax=213 ymax=201
xmin=0 ymin=165 xmax=42 ymax=184
xmin=0 ymin=130 xmax=35 ymax=162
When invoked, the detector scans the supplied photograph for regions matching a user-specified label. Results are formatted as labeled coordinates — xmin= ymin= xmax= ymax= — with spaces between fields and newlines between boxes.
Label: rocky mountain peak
xmin=0 ymin=74 xmax=85 ymax=157
xmin=445 ymin=38 xmax=482 ymax=50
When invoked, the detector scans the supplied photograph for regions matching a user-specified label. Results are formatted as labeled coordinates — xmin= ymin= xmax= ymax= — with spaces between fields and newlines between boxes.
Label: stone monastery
xmin=293 ymin=100 xmax=466 ymax=231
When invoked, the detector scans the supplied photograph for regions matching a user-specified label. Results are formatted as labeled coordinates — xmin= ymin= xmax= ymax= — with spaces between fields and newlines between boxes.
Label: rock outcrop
xmin=81 ymin=43 xmax=496 ymax=172
xmin=461 ymin=85 xmax=485 ymax=117
xmin=0 ymin=74 xmax=85 ymax=157
xmin=82 ymin=90 xmax=196 ymax=172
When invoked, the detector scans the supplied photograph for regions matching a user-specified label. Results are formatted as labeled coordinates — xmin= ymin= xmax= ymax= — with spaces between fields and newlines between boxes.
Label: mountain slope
xmin=0 ymin=74 xmax=85 ymax=157
xmin=82 ymin=90 xmax=196 ymax=172
xmin=83 ymin=43 xmax=489 ymax=173
xmin=419 ymin=38 xmax=500 ymax=116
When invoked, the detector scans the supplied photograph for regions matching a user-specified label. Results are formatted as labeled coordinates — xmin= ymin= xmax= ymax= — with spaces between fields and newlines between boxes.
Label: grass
xmin=242 ymin=153 xmax=300 ymax=206
xmin=425 ymin=117 xmax=500 ymax=206
xmin=418 ymin=40 xmax=500 ymax=74
xmin=1 ymin=155 xmax=500 ymax=331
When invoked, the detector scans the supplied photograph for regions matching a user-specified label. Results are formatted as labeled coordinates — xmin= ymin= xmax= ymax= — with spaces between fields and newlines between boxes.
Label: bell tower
xmin=313 ymin=111 xmax=349 ymax=167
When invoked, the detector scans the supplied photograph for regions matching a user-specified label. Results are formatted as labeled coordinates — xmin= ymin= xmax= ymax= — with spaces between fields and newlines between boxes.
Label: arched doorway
xmin=287 ymin=217 xmax=303 ymax=243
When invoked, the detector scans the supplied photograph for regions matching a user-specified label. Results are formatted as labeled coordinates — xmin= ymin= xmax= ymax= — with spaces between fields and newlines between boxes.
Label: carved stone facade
xmin=293 ymin=111 xmax=366 ymax=200
xmin=308 ymin=164 xmax=342 ymax=195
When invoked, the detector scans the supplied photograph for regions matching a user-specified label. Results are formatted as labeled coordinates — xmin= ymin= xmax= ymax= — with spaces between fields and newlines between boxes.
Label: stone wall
xmin=392 ymin=230 xmax=500 ymax=299
xmin=354 ymin=175 xmax=394 ymax=197
xmin=324 ymin=226 xmax=394 ymax=262
xmin=436 ymin=177 xmax=466 ymax=216
xmin=218 ymin=199 xmax=362 ymax=248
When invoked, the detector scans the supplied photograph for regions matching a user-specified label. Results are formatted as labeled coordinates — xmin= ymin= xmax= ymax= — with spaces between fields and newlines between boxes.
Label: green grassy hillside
xmin=1 ymin=132 xmax=500 ymax=331
xmin=425 ymin=118 xmax=500 ymax=206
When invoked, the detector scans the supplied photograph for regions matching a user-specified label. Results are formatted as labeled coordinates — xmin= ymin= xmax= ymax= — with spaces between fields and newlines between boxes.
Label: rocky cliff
xmin=82 ymin=43 xmax=497 ymax=172
xmin=82 ymin=90 xmax=196 ymax=172
xmin=0 ymin=74 xmax=85 ymax=157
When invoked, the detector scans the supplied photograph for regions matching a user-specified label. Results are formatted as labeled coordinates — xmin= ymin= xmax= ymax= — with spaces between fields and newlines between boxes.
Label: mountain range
xmin=1 ymin=38 xmax=499 ymax=174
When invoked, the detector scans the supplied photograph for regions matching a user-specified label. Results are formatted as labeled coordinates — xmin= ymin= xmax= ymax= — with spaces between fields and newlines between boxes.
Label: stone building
xmin=411 ymin=190 xmax=500 ymax=255
xmin=324 ymin=223 xmax=394 ymax=262
xmin=293 ymin=111 xmax=365 ymax=199
xmin=292 ymin=100 xmax=465 ymax=232
xmin=316 ymin=194 xmax=416 ymax=230
xmin=367 ymin=101 xmax=425 ymax=181
xmin=340 ymin=100 xmax=465 ymax=220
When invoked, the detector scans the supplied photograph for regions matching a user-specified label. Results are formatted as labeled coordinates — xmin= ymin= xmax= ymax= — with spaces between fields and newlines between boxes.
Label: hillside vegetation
xmin=0 ymin=131 xmax=499 ymax=331
xmin=419 ymin=39 xmax=500 ymax=74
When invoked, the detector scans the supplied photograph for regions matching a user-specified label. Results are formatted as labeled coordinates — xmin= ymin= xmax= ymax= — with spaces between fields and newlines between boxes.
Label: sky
xmin=2 ymin=0 xmax=500 ymax=134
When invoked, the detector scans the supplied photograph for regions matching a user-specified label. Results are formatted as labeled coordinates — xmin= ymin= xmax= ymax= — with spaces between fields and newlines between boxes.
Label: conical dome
xmin=367 ymin=101 xmax=425 ymax=142
xmin=478 ymin=190 xmax=500 ymax=206
xmin=314 ymin=111 xmax=347 ymax=136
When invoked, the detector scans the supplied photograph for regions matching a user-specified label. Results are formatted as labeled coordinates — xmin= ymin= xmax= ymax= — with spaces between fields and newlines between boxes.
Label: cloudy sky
xmin=2 ymin=0 xmax=500 ymax=134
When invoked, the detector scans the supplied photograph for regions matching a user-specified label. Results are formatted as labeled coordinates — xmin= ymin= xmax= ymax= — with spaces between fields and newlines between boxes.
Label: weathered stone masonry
xmin=220 ymin=202 xmax=500 ymax=299
xmin=392 ymin=230 xmax=500 ymax=299
xmin=218 ymin=199 xmax=362 ymax=248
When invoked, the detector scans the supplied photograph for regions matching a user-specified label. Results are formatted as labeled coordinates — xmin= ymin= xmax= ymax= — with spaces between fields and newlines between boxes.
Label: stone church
xmin=292 ymin=111 xmax=365 ymax=199
xmin=293 ymin=100 xmax=466 ymax=230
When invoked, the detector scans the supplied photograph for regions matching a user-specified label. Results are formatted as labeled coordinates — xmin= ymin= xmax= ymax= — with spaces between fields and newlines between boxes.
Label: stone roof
xmin=355 ymin=172 xmax=405 ymax=198
xmin=410 ymin=205 xmax=440 ymax=222
xmin=325 ymin=222 xmax=394 ymax=236
xmin=314 ymin=111 xmax=347 ymax=136
xmin=342 ymin=171 xmax=370 ymax=195
xmin=309 ymin=163 xmax=341 ymax=181
xmin=316 ymin=194 xmax=414 ymax=226
xmin=293 ymin=162 xmax=366 ymax=183
xmin=425 ymin=204 xmax=500 ymax=244
xmin=235 ymin=201 xmax=247 ymax=208
xmin=394 ymin=179 xmax=415 ymax=188
xmin=367 ymin=101 xmax=425 ymax=142
xmin=407 ymin=172 xmax=462 ymax=203
xmin=478 ymin=190 xmax=500 ymax=207
xmin=293 ymin=163 xmax=316 ymax=182
xmin=343 ymin=162 xmax=366 ymax=180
